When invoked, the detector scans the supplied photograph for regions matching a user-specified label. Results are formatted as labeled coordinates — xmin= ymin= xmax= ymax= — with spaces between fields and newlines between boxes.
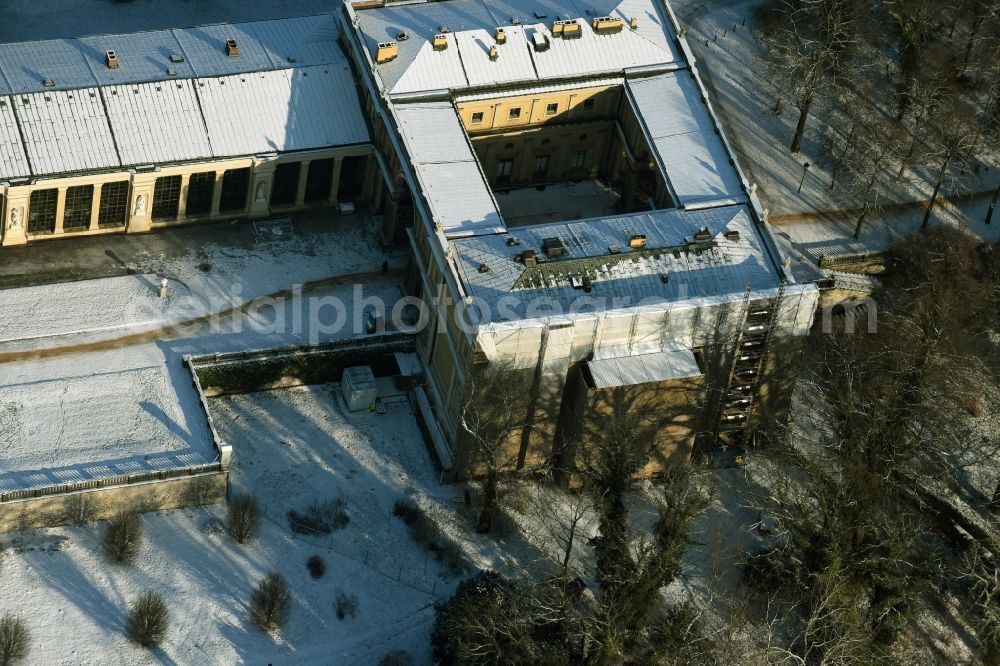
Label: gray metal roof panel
xmin=0 ymin=39 xmax=97 ymax=93
xmin=14 ymin=89 xmax=120 ymax=175
xmin=0 ymin=98 xmax=30 ymax=178
xmin=80 ymin=30 xmax=195 ymax=85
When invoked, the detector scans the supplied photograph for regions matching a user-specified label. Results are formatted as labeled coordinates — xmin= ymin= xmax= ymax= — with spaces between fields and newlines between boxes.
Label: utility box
xmin=341 ymin=366 xmax=377 ymax=412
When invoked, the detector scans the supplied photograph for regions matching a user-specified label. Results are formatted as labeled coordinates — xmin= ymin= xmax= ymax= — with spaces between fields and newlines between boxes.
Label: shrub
xmin=392 ymin=498 xmax=419 ymax=524
xmin=0 ymin=614 xmax=29 ymax=665
xmin=287 ymin=498 xmax=349 ymax=535
xmin=334 ymin=590 xmax=359 ymax=620
xmin=378 ymin=649 xmax=413 ymax=666
xmin=307 ymin=555 xmax=327 ymax=580
xmin=104 ymin=510 xmax=143 ymax=564
xmin=126 ymin=591 xmax=169 ymax=648
xmin=227 ymin=493 xmax=261 ymax=544
xmin=250 ymin=572 xmax=292 ymax=632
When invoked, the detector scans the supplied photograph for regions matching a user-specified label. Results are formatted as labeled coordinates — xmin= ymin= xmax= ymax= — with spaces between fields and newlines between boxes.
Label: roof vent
xmin=433 ymin=34 xmax=448 ymax=51
xmin=534 ymin=10 xmax=548 ymax=18
xmin=225 ymin=38 xmax=240 ymax=58
xmin=287 ymin=56 xmax=298 ymax=63
xmin=532 ymin=32 xmax=550 ymax=52
xmin=169 ymin=53 xmax=184 ymax=63
xmin=395 ymin=31 xmax=409 ymax=41
xmin=542 ymin=237 xmax=566 ymax=257
xmin=592 ymin=16 xmax=624 ymax=34
xmin=608 ymin=246 xmax=621 ymax=255
xmin=439 ymin=25 xmax=451 ymax=33
xmin=478 ymin=263 xmax=490 ymax=273
xmin=510 ymin=16 xmax=522 ymax=25
xmin=630 ymin=17 xmax=638 ymax=30
xmin=105 ymin=50 xmax=119 ymax=69
xmin=42 ymin=78 xmax=55 ymax=87
xmin=506 ymin=236 xmax=520 ymax=246
xmin=495 ymin=28 xmax=506 ymax=44
xmin=489 ymin=45 xmax=499 ymax=60
xmin=694 ymin=227 xmax=712 ymax=241
xmin=167 ymin=67 xmax=177 ymax=76
xmin=585 ymin=8 xmax=598 ymax=16
xmin=376 ymin=41 xmax=399 ymax=63
xmin=725 ymin=230 xmax=741 ymax=241
xmin=570 ymin=274 xmax=584 ymax=289
xmin=628 ymin=234 xmax=647 ymax=249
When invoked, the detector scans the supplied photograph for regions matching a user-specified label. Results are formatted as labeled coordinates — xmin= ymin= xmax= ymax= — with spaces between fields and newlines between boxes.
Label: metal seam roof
xmin=0 ymin=100 xmax=30 ymax=179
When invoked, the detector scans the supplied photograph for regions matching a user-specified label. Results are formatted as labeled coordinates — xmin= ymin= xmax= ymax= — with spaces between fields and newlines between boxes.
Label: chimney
xmin=628 ymin=234 xmax=647 ymax=249
xmin=630 ymin=17 xmax=638 ymax=30
xmin=495 ymin=28 xmax=506 ymax=44
xmin=433 ymin=34 xmax=448 ymax=51
xmin=694 ymin=227 xmax=712 ymax=241
xmin=591 ymin=17 xmax=624 ymax=34
xmin=105 ymin=50 xmax=119 ymax=70
xmin=521 ymin=250 xmax=537 ymax=267
xmin=489 ymin=45 xmax=499 ymax=60
xmin=375 ymin=41 xmax=399 ymax=64
xmin=225 ymin=38 xmax=240 ymax=58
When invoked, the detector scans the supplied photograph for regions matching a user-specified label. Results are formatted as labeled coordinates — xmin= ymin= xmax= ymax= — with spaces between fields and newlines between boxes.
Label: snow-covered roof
xmin=354 ymin=0 xmax=681 ymax=96
xmin=0 ymin=15 xmax=346 ymax=94
xmin=0 ymin=16 xmax=370 ymax=178
xmin=103 ymin=79 xmax=213 ymax=166
xmin=196 ymin=65 xmax=369 ymax=158
xmin=452 ymin=204 xmax=781 ymax=321
xmin=13 ymin=89 xmax=119 ymax=176
xmin=0 ymin=100 xmax=30 ymax=178
xmin=394 ymin=102 xmax=504 ymax=238
xmin=586 ymin=348 xmax=702 ymax=388
xmin=626 ymin=72 xmax=746 ymax=209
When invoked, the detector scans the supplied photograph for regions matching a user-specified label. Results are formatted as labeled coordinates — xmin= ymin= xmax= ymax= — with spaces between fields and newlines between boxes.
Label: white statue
xmin=9 ymin=207 xmax=21 ymax=229
xmin=135 ymin=194 xmax=147 ymax=216
xmin=255 ymin=182 xmax=268 ymax=203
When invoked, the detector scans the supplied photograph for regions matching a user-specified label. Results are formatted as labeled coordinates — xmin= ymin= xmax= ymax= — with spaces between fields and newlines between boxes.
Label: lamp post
xmin=797 ymin=162 xmax=811 ymax=194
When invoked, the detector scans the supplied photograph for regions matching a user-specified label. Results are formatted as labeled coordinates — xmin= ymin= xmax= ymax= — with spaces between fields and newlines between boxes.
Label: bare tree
xmin=226 ymin=492 xmax=261 ymax=544
xmin=531 ymin=482 xmax=594 ymax=578
xmin=103 ymin=509 xmax=143 ymax=564
xmin=0 ymin=615 xmax=29 ymax=666
xmin=756 ymin=0 xmax=863 ymax=152
xmin=250 ymin=571 xmax=292 ymax=632
xmin=126 ymin=591 xmax=169 ymax=648
xmin=841 ymin=114 xmax=908 ymax=237
xmin=459 ymin=362 xmax=534 ymax=533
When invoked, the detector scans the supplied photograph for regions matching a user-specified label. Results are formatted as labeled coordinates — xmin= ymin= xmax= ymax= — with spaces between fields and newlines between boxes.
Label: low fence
xmin=0 ymin=463 xmax=221 ymax=503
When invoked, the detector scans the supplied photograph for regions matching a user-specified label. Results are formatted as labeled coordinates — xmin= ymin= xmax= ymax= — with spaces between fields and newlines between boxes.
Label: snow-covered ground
xmin=670 ymin=0 xmax=1000 ymax=254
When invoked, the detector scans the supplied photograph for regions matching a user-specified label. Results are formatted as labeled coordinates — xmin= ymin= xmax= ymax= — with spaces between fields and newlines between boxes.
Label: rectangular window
xmin=185 ymin=172 xmax=216 ymax=217
xmin=98 ymin=181 xmax=129 ymax=227
xmin=62 ymin=185 xmax=94 ymax=230
xmin=471 ymin=111 xmax=484 ymax=124
xmin=304 ymin=158 xmax=334 ymax=203
xmin=507 ymin=107 xmax=521 ymax=120
xmin=151 ymin=175 xmax=182 ymax=221
xmin=571 ymin=149 xmax=586 ymax=169
xmin=219 ymin=168 xmax=250 ymax=213
xmin=582 ymin=98 xmax=596 ymax=111
xmin=497 ymin=159 xmax=513 ymax=182
xmin=271 ymin=162 xmax=301 ymax=207
xmin=545 ymin=102 xmax=558 ymax=115
xmin=534 ymin=154 xmax=550 ymax=177
xmin=27 ymin=189 xmax=58 ymax=234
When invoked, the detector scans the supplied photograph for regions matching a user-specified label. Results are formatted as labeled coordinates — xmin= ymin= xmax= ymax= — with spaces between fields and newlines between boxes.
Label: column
xmin=88 ymin=184 xmax=102 ymax=231
xmin=1 ymin=186 xmax=30 ymax=246
xmin=176 ymin=173 xmax=191 ymax=220
xmin=127 ymin=172 xmax=158 ymax=234
xmin=53 ymin=187 xmax=67 ymax=235
xmin=248 ymin=156 xmax=277 ymax=220
xmin=294 ymin=160 xmax=311 ymax=207
xmin=328 ymin=157 xmax=343 ymax=206
xmin=210 ymin=170 xmax=225 ymax=217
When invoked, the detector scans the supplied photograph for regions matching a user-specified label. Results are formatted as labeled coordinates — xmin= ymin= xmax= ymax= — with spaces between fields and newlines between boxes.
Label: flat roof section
xmin=393 ymin=102 xmax=504 ymax=238
xmin=586 ymin=348 xmax=702 ymax=388
xmin=627 ymin=72 xmax=746 ymax=210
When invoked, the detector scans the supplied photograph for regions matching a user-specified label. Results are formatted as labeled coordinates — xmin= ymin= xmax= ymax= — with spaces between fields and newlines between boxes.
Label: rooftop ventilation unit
xmin=395 ymin=31 xmax=409 ymax=41
xmin=375 ymin=41 xmax=399 ymax=63
xmin=225 ymin=38 xmax=240 ymax=57
xmin=167 ymin=67 xmax=177 ymax=76
xmin=532 ymin=32 xmax=550 ymax=52
xmin=628 ymin=234 xmax=647 ymax=249
xmin=341 ymin=366 xmax=377 ymax=412
xmin=169 ymin=53 xmax=184 ymax=63
xmin=542 ymin=237 xmax=566 ymax=257
xmin=478 ymin=263 xmax=490 ymax=273
xmin=592 ymin=16 xmax=624 ymax=34
xmin=725 ymin=230 xmax=741 ymax=241
xmin=432 ymin=34 xmax=448 ymax=51
xmin=495 ymin=28 xmax=506 ymax=44
xmin=42 ymin=78 xmax=55 ymax=87
xmin=105 ymin=50 xmax=119 ymax=70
